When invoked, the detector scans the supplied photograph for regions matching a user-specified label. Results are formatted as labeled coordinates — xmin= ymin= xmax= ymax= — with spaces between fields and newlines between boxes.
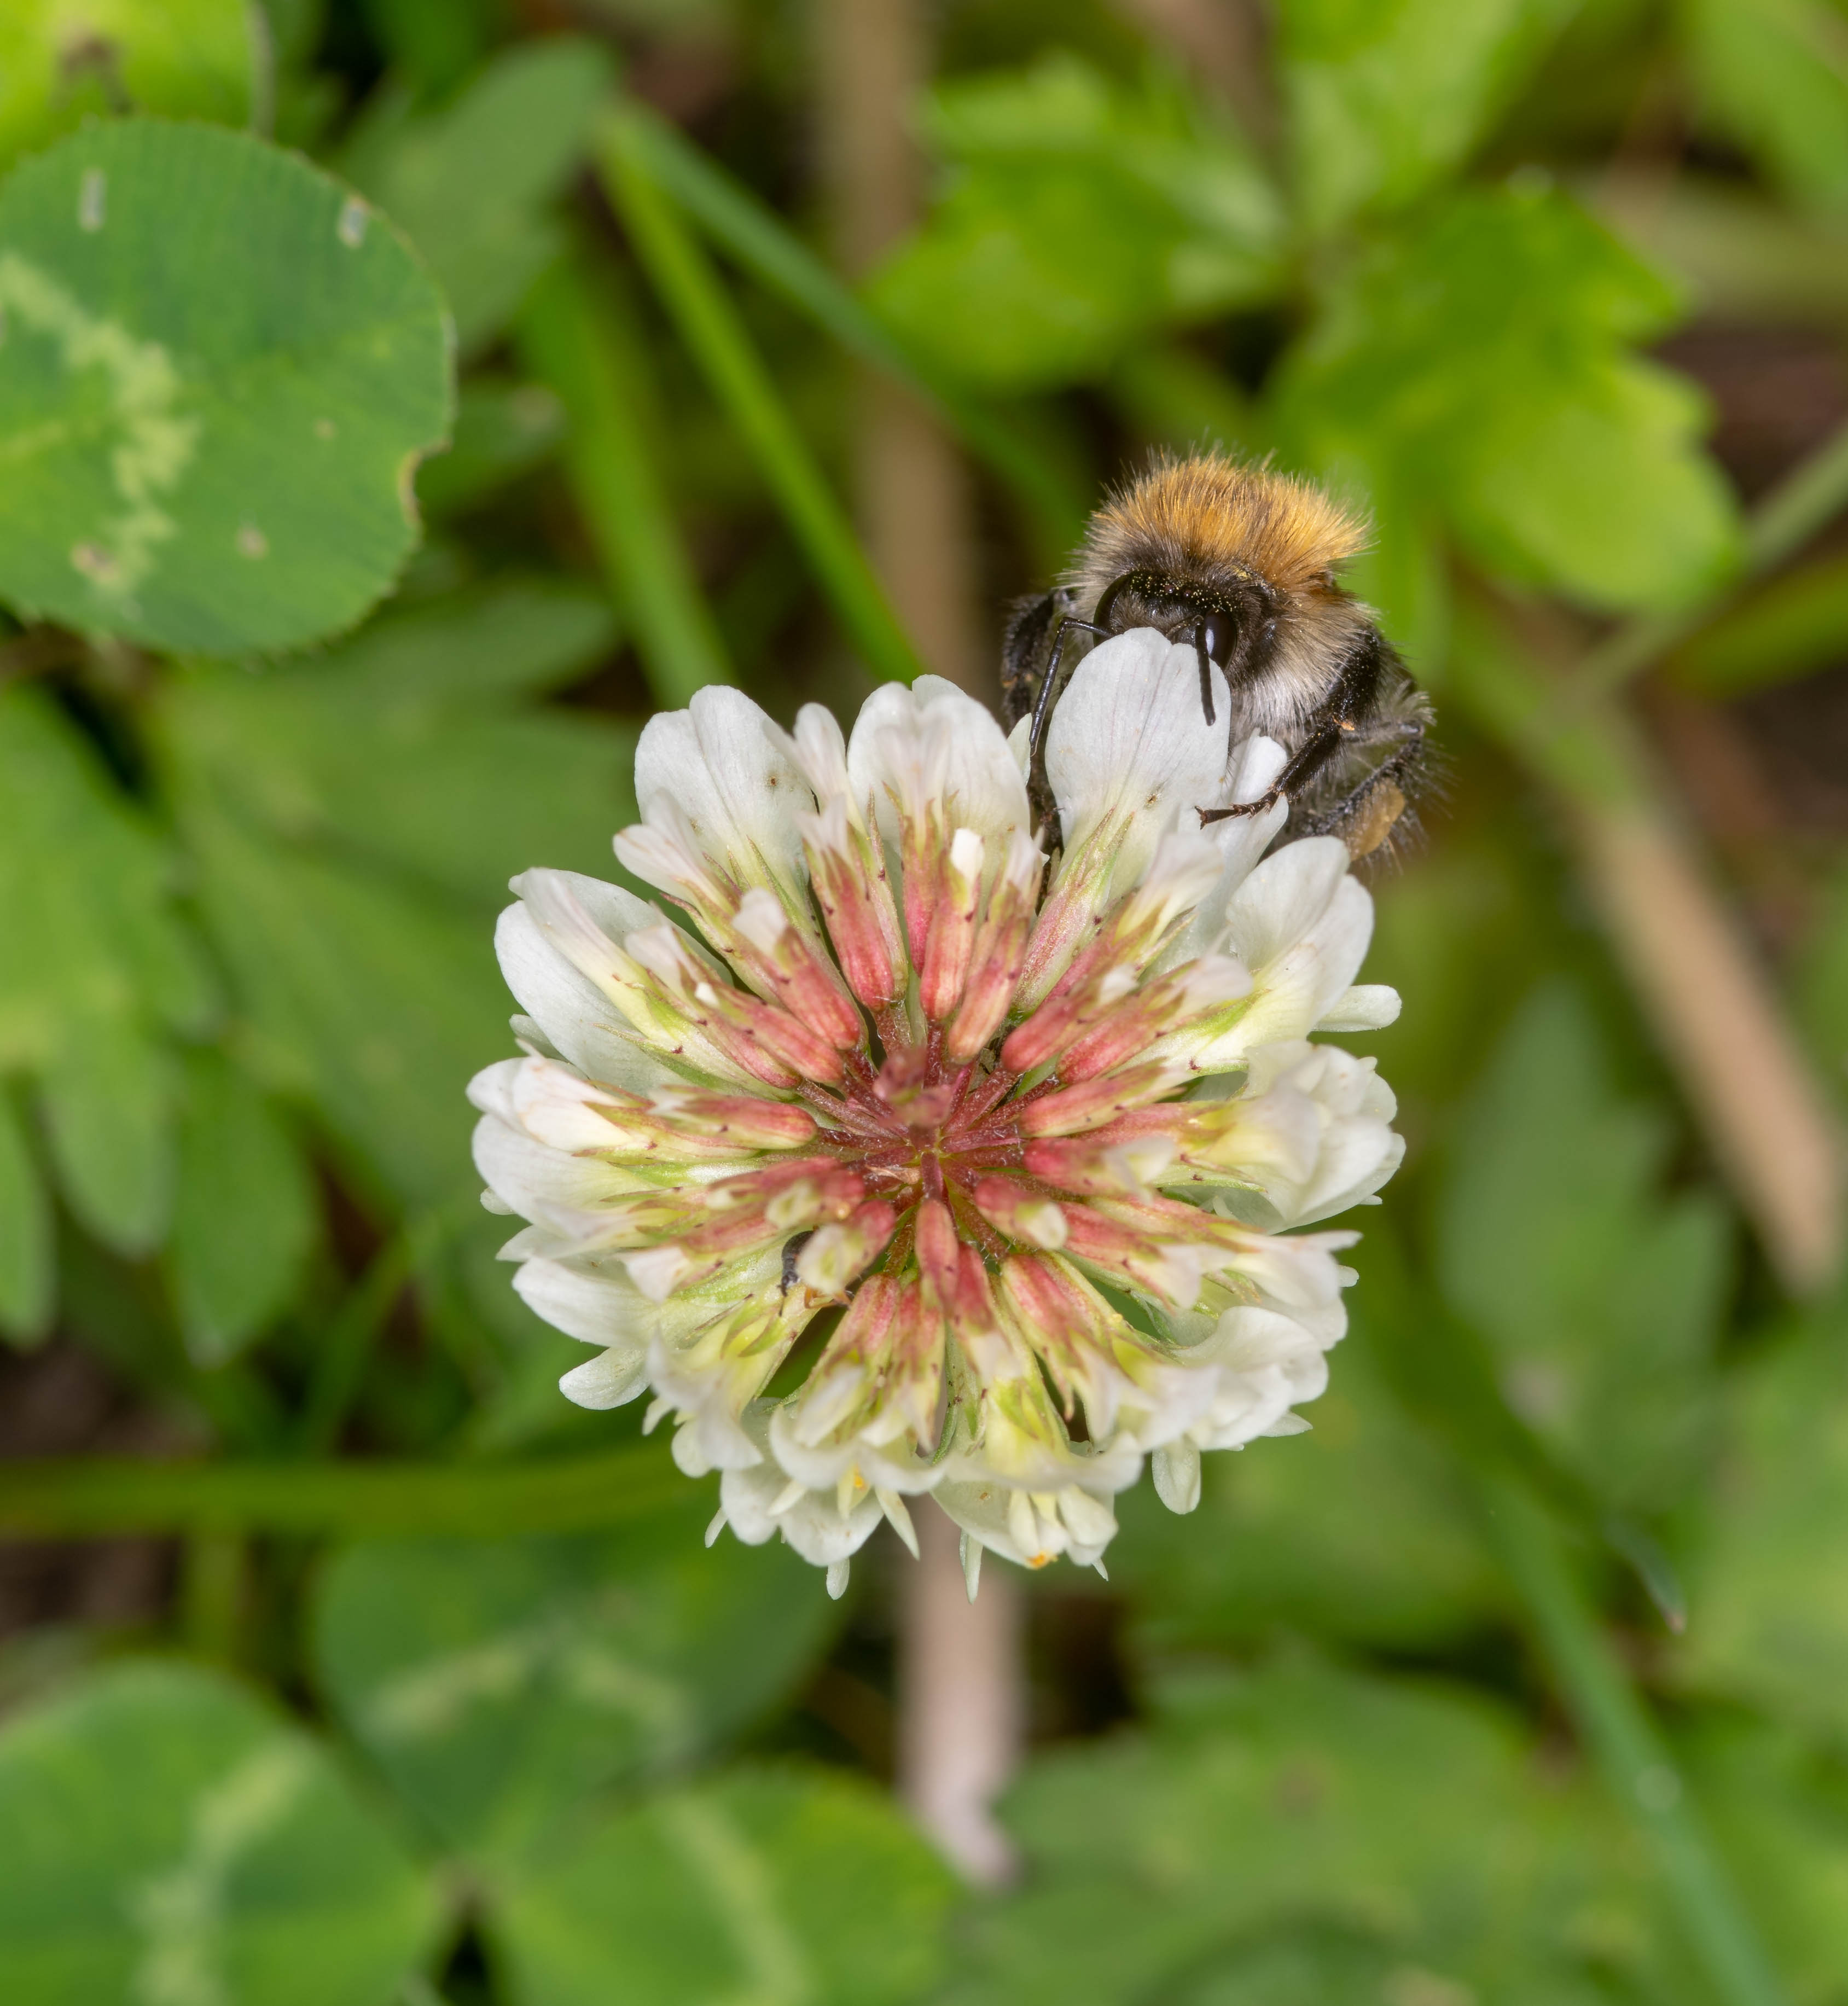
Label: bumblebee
xmin=1002 ymin=452 xmax=1432 ymax=861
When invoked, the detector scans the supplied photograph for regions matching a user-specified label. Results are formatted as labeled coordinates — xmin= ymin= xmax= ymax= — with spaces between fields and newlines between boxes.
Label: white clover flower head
xmin=469 ymin=630 xmax=1403 ymax=1598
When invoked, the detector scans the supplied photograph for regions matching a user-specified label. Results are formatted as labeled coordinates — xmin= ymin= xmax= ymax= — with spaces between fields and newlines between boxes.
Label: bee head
xmin=1091 ymin=565 xmax=1281 ymax=679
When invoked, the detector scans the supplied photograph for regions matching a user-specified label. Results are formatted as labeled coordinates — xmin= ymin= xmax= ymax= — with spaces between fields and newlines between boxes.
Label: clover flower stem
xmin=897 ymin=1498 xmax=1024 ymax=1885
xmin=820 ymin=0 xmax=1016 ymax=1875
xmin=1481 ymin=1473 xmax=1790 ymax=2006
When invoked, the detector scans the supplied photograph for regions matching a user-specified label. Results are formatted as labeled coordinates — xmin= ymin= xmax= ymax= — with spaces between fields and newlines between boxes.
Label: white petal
xmin=559 ymin=1346 xmax=650 ymax=1410
xmin=1225 ymin=837 xmax=1349 ymax=969
xmin=1166 ymin=736 xmax=1291 ymax=963
xmin=673 ymin=1416 xmax=762 ymax=1475
xmin=1319 ymin=984 xmax=1402 ymax=1032
xmin=1226 ymin=854 xmax=1376 ymax=1051
xmin=878 ymin=1489 xmax=921 ymax=1558
xmin=510 ymin=1253 xmax=652 ymax=1408
xmin=466 ymin=1057 xmax=522 ymax=1125
xmin=718 ymin=1405 xmax=884 ymax=1563
xmin=933 ymin=1473 xmax=1119 ymax=1571
xmin=1058 ymin=1485 xmax=1118 ymax=1547
xmin=1218 ymin=1304 xmax=1337 ymax=1400
xmin=764 ymin=1388 xmax=942 ymax=1497
xmin=1247 ymin=1040 xmax=1394 ymax=1118
xmin=496 ymin=886 xmax=671 ymax=1091
xmin=1181 ymin=1304 xmax=1337 ymax=1451
xmin=1206 ymin=1043 xmax=1405 ymax=1229
xmin=1045 ymin=629 xmax=1231 ymax=859
xmin=1221 ymin=1085 xmax=1324 ymax=1190
xmin=1225 ymin=730 xmax=1291 ymax=809
xmin=848 ymin=677 xmax=1029 ymax=851
xmin=471 ymin=1114 xmax=634 ymax=1226
xmin=506 ymin=1054 xmax=634 ymax=1151
xmin=1294 ymin=1126 xmax=1406 ymax=1228
xmin=509 ymin=868 xmax=659 ymax=989
xmin=786 ymin=703 xmax=852 ymax=801
xmin=624 ymin=1245 xmax=690 ymax=1301
xmin=1152 ymin=1440 xmax=1202 ymax=1514
xmin=1229 ymin=1229 xmax=1358 ymax=1323
xmin=634 ymin=685 xmax=813 ymax=900
xmin=509 ymin=1014 xmax=563 ymax=1060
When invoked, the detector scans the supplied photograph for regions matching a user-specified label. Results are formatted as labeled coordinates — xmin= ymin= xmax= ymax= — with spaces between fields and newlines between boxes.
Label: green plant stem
xmin=179 ymin=1531 xmax=246 ymax=1662
xmin=517 ymin=258 xmax=731 ymax=706
xmin=1479 ymin=1473 xmax=1789 ymax=2006
xmin=622 ymin=102 xmax=1086 ymax=556
xmin=1574 ymin=410 xmax=1848 ymax=700
xmin=598 ymin=108 xmax=927 ymax=688
xmin=297 ymin=1232 xmax=416 ymax=1454
xmin=1670 ymin=550 xmax=1848 ymax=697
xmin=1746 ymin=413 xmax=1848 ymax=575
xmin=0 ymin=1445 xmax=684 ymax=1539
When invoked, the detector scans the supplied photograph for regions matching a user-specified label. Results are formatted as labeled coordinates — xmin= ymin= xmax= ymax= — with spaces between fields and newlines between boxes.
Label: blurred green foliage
xmin=0 ymin=121 xmax=452 ymax=654
xmin=0 ymin=2 xmax=254 ymax=161
xmin=2 ymin=2 xmax=1848 ymax=2003
xmin=871 ymin=55 xmax=1283 ymax=389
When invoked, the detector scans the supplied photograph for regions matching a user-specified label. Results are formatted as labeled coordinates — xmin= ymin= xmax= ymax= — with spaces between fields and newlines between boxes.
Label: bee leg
xmin=1198 ymin=718 xmax=1347 ymax=825
xmin=1192 ymin=621 xmax=1217 ymax=726
xmin=1299 ymin=718 xmax=1427 ymax=857
xmin=1025 ymin=621 xmax=1072 ymax=811
xmin=1025 ymin=616 xmax=1109 ymax=824
xmin=1201 ymin=625 xmax=1405 ymax=828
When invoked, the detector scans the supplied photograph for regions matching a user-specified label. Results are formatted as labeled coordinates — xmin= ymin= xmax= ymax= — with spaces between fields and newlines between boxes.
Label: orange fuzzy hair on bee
xmin=1068 ymin=451 xmax=1368 ymax=604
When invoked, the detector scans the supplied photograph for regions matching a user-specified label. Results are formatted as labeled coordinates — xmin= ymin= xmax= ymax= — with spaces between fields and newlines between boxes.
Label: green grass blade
xmin=518 ymin=257 xmax=731 ymax=707
xmin=297 ymin=1231 xmax=417 ymax=1455
xmin=1481 ymin=1473 xmax=1791 ymax=2006
xmin=598 ymin=106 xmax=926 ymax=688
xmin=1669 ymin=550 xmax=1848 ymax=696
xmin=622 ymin=102 xmax=1086 ymax=555
xmin=0 ymin=1445 xmax=686 ymax=1538
xmin=1747 ymin=413 xmax=1848 ymax=575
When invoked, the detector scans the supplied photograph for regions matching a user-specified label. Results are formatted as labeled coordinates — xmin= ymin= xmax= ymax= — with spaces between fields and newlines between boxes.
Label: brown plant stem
xmin=1571 ymin=797 xmax=1842 ymax=1292
xmin=1454 ymin=604 xmax=1844 ymax=1294
xmin=1579 ymin=794 xmax=1844 ymax=1303
xmin=1108 ymin=0 xmax=1276 ymax=146
xmin=897 ymin=1501 xmax=1022 ymax=1885
xmin=813 ymin=0 xmax=990 ymax=696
